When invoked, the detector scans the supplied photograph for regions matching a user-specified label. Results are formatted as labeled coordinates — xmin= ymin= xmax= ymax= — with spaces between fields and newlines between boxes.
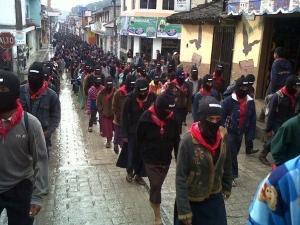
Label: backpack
xmin=265 ymin=90 xmax=284 ymax=116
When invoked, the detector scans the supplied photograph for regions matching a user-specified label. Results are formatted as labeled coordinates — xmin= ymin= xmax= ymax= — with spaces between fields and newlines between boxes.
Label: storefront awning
xmin=227 ymin=0 xmax=300 ymax=15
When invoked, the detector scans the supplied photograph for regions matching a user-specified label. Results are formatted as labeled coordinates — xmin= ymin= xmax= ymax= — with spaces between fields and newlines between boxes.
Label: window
xmin=121 ymin=36 xmax=127 ymax=50
xmin=123 ymin=0 xmax=127 ymax=11
xmin=163 ymin=0 xmax=174 ymax=10
xmin=132 ymin=0 xmax=135 ymax=9
xmin=140 ymin=0 xmax=156 ymax=9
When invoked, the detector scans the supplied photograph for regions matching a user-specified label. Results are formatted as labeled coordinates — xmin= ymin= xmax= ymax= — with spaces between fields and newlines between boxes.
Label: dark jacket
xmin=176 ymin=127 xmax=232 ymax=220
xmin=270 ymin=58 xmax=293 ymax=93
xmin=122 ymin=92 xmax=156 ymax=137
xmin=20 ymin=84 xmax=61 ymax=136
xmin=221 ymin=93 xmax=256 ymax=140
xmin=137 ymin=110 xmax=180 ymax=165
xmin=271 ymin=114 xmax=300 ymax=165
xmin=175 ymin=82 xmax=192 ymax=111
xmin=266 ymin=90 xmax=297 ymax=132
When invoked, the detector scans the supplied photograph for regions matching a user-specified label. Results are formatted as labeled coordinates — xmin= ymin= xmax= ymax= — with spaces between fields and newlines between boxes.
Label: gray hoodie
xmin=0 ymin=113 xmax=49 ymax=206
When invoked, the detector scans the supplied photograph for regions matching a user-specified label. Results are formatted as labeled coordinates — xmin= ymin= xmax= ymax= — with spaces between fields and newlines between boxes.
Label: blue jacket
xmin=20 ymin=84 xmax=61 ymax=137
xmin=270 ymin=59 xmax=293 ymax=94
xmin=221 ymin=93 xmax=256 ymax=139
xmin=192 ymin=89 xmax=220 ymax=121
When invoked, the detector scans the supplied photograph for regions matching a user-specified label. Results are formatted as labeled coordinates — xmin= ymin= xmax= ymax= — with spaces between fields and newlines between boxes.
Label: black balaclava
xmin=202 ymin=74 xmax=213 ymax=91
xmin=125 ymin=75 xmax=136 ymax=93
xmin=154 ymin=93 xmax=175 ymax=120
xmin=285 ymin=76 xmax=299 ymax=95
xmin=235 ymin=76 xmax=249 ymax=98
xmin=94 ymin=77 xmax=102 ymax=88
xmin=135 ymin=78 xmax=149 ymax=100
xmin=0 ymin=70 xmax=20 ymax=113
xmin=191 ymin=65 xmax=198 ymax=81
xmin=197 ymin=96 xmax=222 ymax=144
xmin=105 ymin=77 xmax=113 ymax=92
xmin=28 ymin=62 xmax=46 ymax=93
xmin=176 ymin=69 xmax=185 ymax=85
xmin=154 ymin=73 xmax=160 ymax=85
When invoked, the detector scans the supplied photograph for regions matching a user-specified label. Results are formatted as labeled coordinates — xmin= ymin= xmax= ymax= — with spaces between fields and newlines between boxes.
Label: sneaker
xmin=134 ymin=176 xmax=146 ymax=185
xmin=126 ymin=174 xmax=133 ymax=183
xmin=232 ymin=179 xmax=237 ymax=187
xmin=113 ymin=145 xmax=119 ymax=154
xmin=88 ymin=127 xmax=93 ymax=132
xmin=246 ymin=149 xmax=259 ymax=155
xmin=105 ymin=141 xmax=111 ymax=148
xmin=259 ymin=155 xmax=271 ymax=166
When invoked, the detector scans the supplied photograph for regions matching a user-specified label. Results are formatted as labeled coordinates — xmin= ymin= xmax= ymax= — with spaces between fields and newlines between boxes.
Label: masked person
xmin=175 ymin=96 xmax=232 ymax=225
xmin=212 ymin=64 xmax=225 ymax=97
xmin=172 ymin=69 xmax=192 ymax=133
xmin=186 ymin=65 xmax=201 ymax=99
xmin=121 ymin=78 xmax=156 ymax=185
xmin=88 ymin=77 xmax=104 ymax=132
xmin=137 ymin=93 xmax=180 ymax=225
xmin=259 ymin=76 xmax=300 ymax=165
xmin=97 ymin=77 xmax=115 ymax=148
xmin=113 ymin=75 xmax=136 ymax=154
xmin=20 ymin=62 xmax=61 ymax=151
xmin=192 ymin=74 xmax=220 ymax=121
xmin=149 ymin=73 xmax=163 ymax=95
xmin=221 ymin=76 xmax=256 ymax=186
xmin=0 ymin=70 xmax=48 ymax=225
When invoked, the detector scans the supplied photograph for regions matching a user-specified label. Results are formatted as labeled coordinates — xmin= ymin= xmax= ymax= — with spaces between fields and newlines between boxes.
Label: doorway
xmin=210 ymin=26 xmax=236 ymax=87
xmin=140 ymin=37 xmax=153 ymax=61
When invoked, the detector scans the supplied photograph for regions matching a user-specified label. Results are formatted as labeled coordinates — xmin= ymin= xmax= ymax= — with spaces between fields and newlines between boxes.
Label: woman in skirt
xmin=175 ymin=96 xmax=232 ymax=225
xmin=97 ymin=77 xmax=115 ymax=148
xmin=137 ymin=93 xmax=180 ymax=225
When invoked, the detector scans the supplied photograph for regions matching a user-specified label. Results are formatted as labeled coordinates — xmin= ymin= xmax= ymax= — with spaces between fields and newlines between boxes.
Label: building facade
xmin=118 ymin=0 xmax=182 ymax=61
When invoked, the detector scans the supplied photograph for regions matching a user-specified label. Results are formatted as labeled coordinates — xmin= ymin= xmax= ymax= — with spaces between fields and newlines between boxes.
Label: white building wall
xmin=0 ymin=0 xmax=27 ymax=26
xmin=152 ymin=38 xmax=162 ymax=59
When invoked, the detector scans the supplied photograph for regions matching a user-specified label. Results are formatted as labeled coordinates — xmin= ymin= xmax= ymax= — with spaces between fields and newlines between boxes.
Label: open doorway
xmin=140 ymin=38 xmax=153 ymax=61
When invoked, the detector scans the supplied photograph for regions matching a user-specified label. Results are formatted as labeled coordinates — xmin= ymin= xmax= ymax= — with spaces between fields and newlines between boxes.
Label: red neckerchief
xmin=281 ymin=86 xmax=296 ymax=111
xmin=118 ymin=85 xmax=128 ymax=96
xmin=189 ymin=122 xmax=222 ymax=156
xmin=0 ymin=100 xmax=24 ymax=137
xmin=30 ymin=81 xmax=49 ymax=100
xmin=237 ymin=96 xmax=247 ymax=128
xmin=171 ymin=79 xmax=186 ymax=93
xmin=199 ymin=88 xmax=211 ymax=96
xmin=148 ymin=105 xmax=173 ymax=135
xmin=136 ymin=93 xmax=149 ymax=109
xmin=104 ymin=88 xmax=114 ymax=102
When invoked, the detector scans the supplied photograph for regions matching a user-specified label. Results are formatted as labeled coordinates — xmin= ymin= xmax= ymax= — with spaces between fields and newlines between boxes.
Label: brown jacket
xmin=97 ymin=88 xmax=115 ymax=118
xmin=112 ymin=89 xmax=127 ymax=125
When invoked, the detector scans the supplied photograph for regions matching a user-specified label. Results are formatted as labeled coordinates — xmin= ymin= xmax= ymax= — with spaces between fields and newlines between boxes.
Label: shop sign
xmin=174 ymin=0 xmax=191 ymax=12
xmin=0 ymin=32 xmax=15 ymax=49
xmin=15 ymin=31 xmax=26 ymax=45
xmin=227 ymin=0 xmax=300 ymax=15
xmin=127 ymin=17 xmax=157 ymax=38
xmin=157 ymin=18 xmax=181 ymax=39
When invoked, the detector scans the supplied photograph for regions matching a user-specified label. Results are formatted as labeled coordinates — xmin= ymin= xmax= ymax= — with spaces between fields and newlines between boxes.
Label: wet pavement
xmin=1 ymin=48 xmax=272 ymax=225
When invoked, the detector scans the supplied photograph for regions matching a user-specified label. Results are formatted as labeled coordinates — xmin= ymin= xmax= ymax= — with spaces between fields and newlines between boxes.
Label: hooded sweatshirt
xmin=270 ymin=58 xmax=293 ymax=93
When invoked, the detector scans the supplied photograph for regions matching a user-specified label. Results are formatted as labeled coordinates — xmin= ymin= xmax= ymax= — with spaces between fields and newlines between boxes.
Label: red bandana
xmin=148 ymin=105 xmax=173 ymax=135
xmin=281 ymin=87 xmax=296 ymax=111
xmin=30 ymin=81 xmax=48 ymax=100
xmin=189 ymin=122 xmax=222 ymax=156
xmin=0 ymin=100 xmax=24 ymax=137
xmin=118 ymin=85 xmax=128 ymax=96
xmin=199 ymin=88 xmax=211 ymax=96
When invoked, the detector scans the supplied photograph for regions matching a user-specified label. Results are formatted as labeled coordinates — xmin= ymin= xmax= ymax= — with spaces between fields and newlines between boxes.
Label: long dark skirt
xmin=174 ymin=193 xmax=227 ymax=225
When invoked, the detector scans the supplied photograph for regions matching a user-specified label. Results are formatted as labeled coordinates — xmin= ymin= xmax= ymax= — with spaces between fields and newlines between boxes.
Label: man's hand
xmin=29 ymin=204 xmax=42 ymax=217
xmin=181 ymin=218 xmax=192 ymax=225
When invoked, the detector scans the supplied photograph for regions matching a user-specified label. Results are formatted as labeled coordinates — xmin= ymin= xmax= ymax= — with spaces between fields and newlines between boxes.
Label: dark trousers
xmin=174 ymin=108 xmax=187 ymax=134
xmin=262 ymin=127 xmax=279 ymax=156
xmin=174 ymin=193 xmax=227 ymax=225
xmin=0 ymin=180 xmax=34 ymax=225
xmin=244 ymin=132 xmax=253 ymax=153
xmin=88 ymin=110 xmax=97 ymax=127
xmin=228 ymin=132 xmax=243 ymax=178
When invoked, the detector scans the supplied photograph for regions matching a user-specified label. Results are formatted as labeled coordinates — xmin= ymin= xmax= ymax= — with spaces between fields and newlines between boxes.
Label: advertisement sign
xmin=174 ymin=0 xmax=191 ymax=12
xmin=127 ymin=17 xmax=157 ymax=38
xmin=15 ymin=31 xmax=26 ymax=45
xmin=227 ymin=0 xmax=300 ymax=15
xmin=0 ymin=32 xmax=15 ymax=49
xmin=157 ymin=18 xmax=181 ymax=39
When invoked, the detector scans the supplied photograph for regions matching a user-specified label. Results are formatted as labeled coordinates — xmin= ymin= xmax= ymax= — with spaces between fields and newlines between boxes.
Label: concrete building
xmin=118 ymin=0 xmax=182 ymax=61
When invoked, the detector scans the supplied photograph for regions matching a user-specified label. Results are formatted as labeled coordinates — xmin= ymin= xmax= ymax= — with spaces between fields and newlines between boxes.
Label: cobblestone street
xmin=1 ymin=63 xmax=272 ymax=225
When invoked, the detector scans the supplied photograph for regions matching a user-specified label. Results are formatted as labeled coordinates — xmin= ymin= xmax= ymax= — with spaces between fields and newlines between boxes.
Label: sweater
xmin=0 ymin=113 xmax=49 ymax=206
xmin=176 ymin=127 xmax=232 ymax=220
xmin=137 ymin=110 xmax=180 ymax=165
xmin=271 ymin=114 xmax=300 ymax=165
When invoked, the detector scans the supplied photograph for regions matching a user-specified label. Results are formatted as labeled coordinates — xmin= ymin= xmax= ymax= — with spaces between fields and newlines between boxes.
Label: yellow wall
xmin=180 ymin=24 xmax=214 ymax=74
xmin=231 ymin=17 xmax=265 ymax=81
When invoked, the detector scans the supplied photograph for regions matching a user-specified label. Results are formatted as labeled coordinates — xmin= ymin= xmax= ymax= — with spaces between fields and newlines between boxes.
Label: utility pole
xmin=112 ymin=0 xmax=118 ymax=56
xmin=15 ymin=0 xmax=23 ymax=75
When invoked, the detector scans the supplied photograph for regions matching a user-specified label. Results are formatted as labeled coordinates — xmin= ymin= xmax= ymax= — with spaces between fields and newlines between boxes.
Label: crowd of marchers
xmin=0 ymin=32 xmax=300 ymax=225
